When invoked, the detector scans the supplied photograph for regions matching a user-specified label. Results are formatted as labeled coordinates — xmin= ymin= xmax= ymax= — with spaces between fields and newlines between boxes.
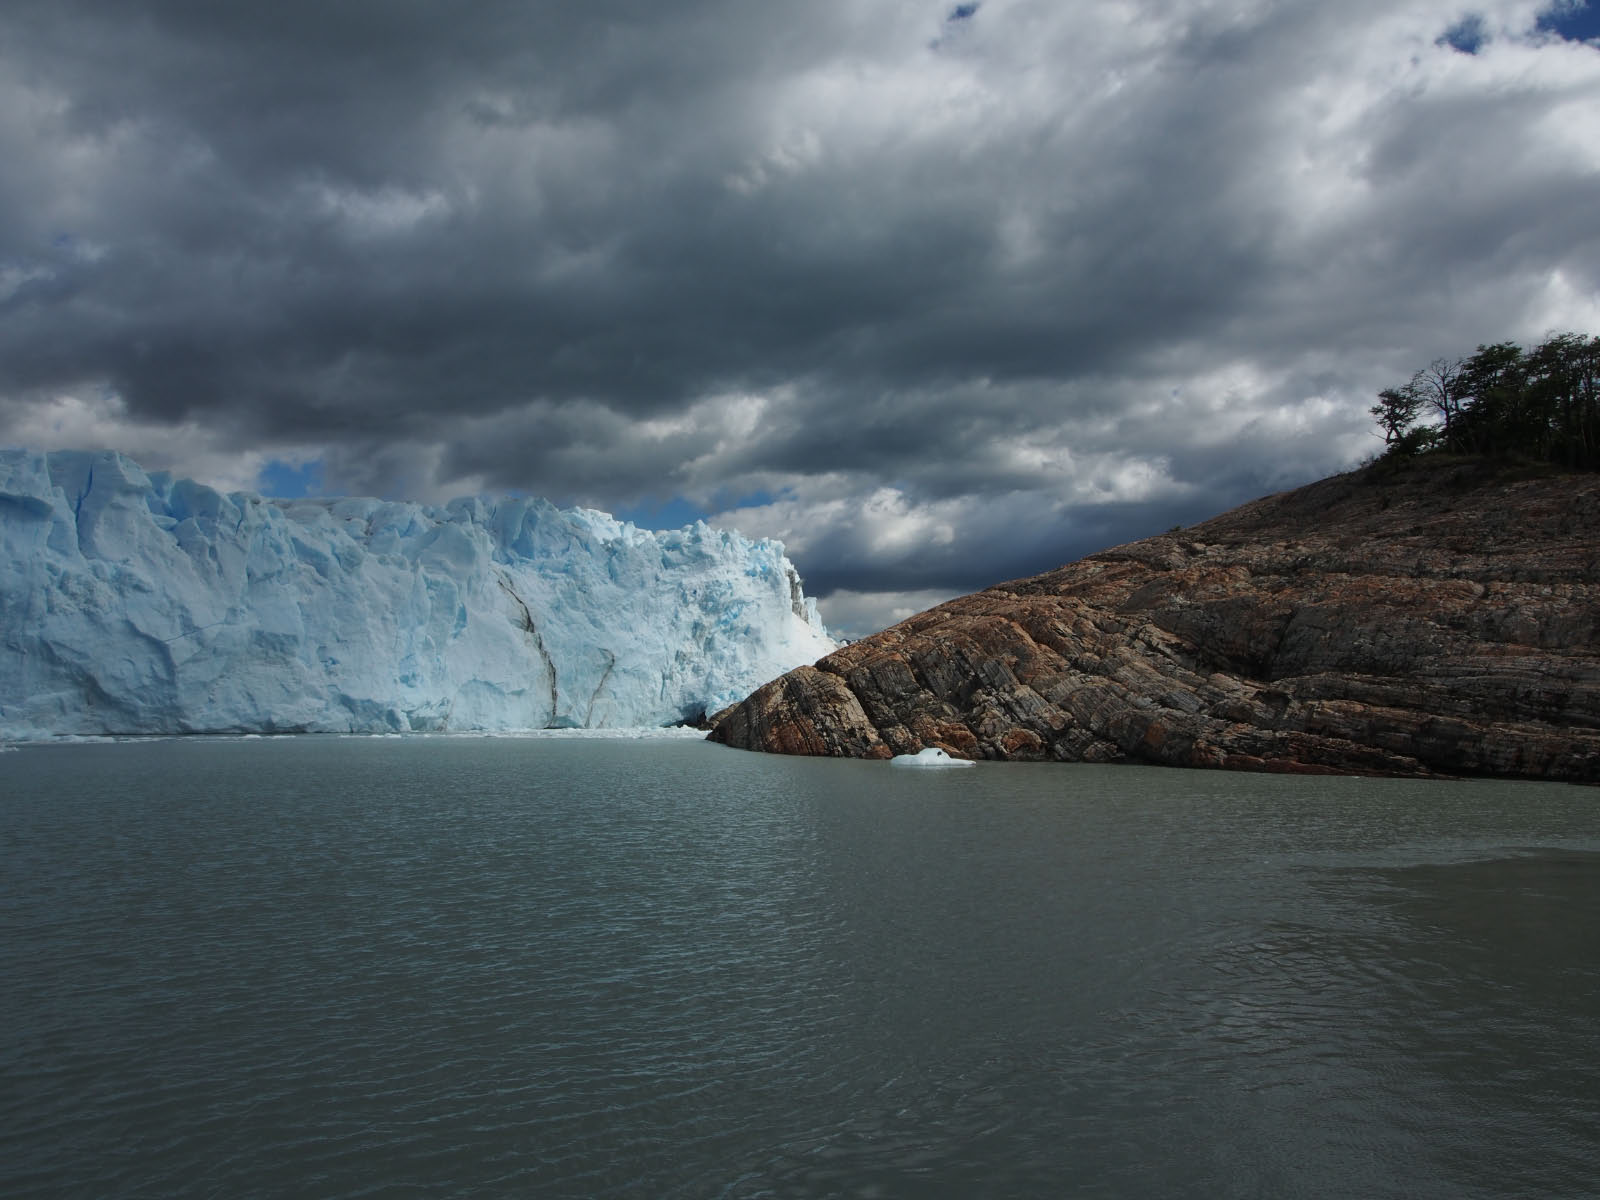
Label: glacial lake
xmin=3 ymin=735 xmax=1597 ymax=1199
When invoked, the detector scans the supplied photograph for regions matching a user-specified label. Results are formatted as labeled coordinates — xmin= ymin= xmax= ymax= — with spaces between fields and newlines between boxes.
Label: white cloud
xmin=1524 ymin=268 xmax=1600 ymax=337
xmin=307 ymin=183 xmax=452 ymax=238
xmin=815 ymin=587 xmax=963 ymax=640
xmin=710 ymin=482 xmax=968 ymax=561
xmin=0 ymin=0 xmax=1597 ymax=606
xmin=0 ymin=389 xmax=306 ymax=494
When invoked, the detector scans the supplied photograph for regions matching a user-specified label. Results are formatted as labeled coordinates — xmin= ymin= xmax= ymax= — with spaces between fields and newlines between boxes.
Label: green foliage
xmin=1373 ymin=332 xmax=1600 ymax=470
xmin=1370 ymin=386 xmax=1421 ymax=444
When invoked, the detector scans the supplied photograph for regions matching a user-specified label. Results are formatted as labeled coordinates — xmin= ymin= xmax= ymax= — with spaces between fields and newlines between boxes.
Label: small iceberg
xmin=889 ymin=746 xmax=975 ymax=769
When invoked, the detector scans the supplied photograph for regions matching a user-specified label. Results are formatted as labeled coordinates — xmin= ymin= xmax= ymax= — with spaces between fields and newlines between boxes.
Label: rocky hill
xmin=709 ymin=459 xmax=1600 ymax=780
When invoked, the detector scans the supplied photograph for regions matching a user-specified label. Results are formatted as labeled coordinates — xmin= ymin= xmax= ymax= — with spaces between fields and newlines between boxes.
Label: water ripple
xmin=4 ymin=740 xmax=1598 ymax=1198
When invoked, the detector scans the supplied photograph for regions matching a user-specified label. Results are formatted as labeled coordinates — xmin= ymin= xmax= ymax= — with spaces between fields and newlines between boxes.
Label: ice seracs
xmin=0 ymin=449 xmax=836 ymax=738
xmin=889 ymin=746 xmax=975 ymax=768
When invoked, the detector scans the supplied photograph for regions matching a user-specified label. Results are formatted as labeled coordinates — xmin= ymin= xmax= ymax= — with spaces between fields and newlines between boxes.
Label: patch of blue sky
xmin=1440 ymin=4 xmax=1597 ymax=54
xmin=614 ymin=487 xmax=780 ymax=531
xmin=722 ymin=487 xmax=777 ymax=511
xmin=931 ymin=3 xmax=979 ymax=50
xmin=1538 ymin=1 xmax=1600 ymax=41
xmin=612 ymin=496 xmax=709 ymax=530
xmin=257 ymin=458 xmax=326 ymax=498
xmin=1439 ymin=14 xmax=1488 ymax=53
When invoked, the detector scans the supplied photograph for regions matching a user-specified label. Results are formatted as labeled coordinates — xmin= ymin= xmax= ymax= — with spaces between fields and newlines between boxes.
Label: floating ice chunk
xmin=889 ymin=746 xmax=976 ymax=768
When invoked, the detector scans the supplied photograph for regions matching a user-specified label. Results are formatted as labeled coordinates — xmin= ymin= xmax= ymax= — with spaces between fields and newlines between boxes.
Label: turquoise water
xmin=3 ymin=736 xmax=1597 ymax=1197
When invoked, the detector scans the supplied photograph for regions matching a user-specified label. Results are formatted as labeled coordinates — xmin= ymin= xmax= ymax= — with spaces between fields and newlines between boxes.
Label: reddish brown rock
xmin=708 ymin=459 xmax=1600 ymax=781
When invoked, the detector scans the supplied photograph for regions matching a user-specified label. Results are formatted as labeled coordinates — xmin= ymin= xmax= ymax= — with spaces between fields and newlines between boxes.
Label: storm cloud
xmin=3 ymin=0 xmax=1598 ymax=634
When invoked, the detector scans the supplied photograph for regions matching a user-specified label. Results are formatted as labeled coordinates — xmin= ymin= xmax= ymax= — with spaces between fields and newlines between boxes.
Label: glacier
xmin=0 ymin=449 xmax=835 ymax=739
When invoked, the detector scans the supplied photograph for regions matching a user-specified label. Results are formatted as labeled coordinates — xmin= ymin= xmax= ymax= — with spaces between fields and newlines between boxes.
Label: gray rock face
xmin=709 ymin=460 xmax=1600 ymax=780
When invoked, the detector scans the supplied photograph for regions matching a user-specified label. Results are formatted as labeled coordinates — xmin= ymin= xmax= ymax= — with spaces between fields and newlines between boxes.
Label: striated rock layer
xmin=710 ymin=460 xmax=1600 ymax=780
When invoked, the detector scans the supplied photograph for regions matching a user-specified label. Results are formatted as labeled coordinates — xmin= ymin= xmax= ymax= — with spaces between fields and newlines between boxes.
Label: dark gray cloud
xmin=3 ymin=0 xmax=1598 ymax=636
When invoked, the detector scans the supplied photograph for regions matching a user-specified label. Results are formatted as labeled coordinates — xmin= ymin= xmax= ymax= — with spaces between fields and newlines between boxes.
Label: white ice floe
xmin=889 ymin=746 xmax=976 ymax=768
xmin=0 ymin=449 xmax=835 ymax=739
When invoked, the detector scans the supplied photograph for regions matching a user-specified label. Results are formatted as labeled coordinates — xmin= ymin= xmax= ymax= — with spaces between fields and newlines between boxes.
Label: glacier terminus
xmin=0 ymin=450 xmax=835 ymax=739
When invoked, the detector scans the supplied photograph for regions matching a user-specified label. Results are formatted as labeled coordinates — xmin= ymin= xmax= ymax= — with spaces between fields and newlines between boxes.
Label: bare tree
xmin=1412 ymin=357 xmax=1465 ymax=452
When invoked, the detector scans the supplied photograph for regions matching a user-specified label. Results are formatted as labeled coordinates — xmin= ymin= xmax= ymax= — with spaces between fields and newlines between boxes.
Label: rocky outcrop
xmin=709 ymin=460 xmax=1600 ymax=780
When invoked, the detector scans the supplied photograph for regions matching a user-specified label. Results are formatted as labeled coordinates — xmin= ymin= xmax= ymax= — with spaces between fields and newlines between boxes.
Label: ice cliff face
xmin=0 ymin=449 xmax=835 ymax=738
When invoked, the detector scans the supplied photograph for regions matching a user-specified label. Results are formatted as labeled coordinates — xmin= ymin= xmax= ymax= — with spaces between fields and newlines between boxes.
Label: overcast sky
xmin=3 ymin=0 xmax=1598 ymax=636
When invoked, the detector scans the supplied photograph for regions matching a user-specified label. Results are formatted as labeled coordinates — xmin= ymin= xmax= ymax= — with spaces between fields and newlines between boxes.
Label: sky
xmin=2 ymin=1 xmax=1598 ymax=638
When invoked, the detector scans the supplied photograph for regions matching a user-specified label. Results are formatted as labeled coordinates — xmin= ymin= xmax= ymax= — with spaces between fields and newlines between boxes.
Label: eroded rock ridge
xmin=710 ymin=461 xmax=1600 ymax=780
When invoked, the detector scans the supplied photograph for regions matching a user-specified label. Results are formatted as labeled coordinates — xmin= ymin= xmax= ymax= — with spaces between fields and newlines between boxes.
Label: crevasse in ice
xmin=0 ymin=449 xmax=835 ymax=738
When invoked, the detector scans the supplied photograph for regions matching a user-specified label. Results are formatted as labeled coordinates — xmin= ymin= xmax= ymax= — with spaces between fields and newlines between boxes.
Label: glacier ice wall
xmin=0 ymin=449 xmax=835 ymax=738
